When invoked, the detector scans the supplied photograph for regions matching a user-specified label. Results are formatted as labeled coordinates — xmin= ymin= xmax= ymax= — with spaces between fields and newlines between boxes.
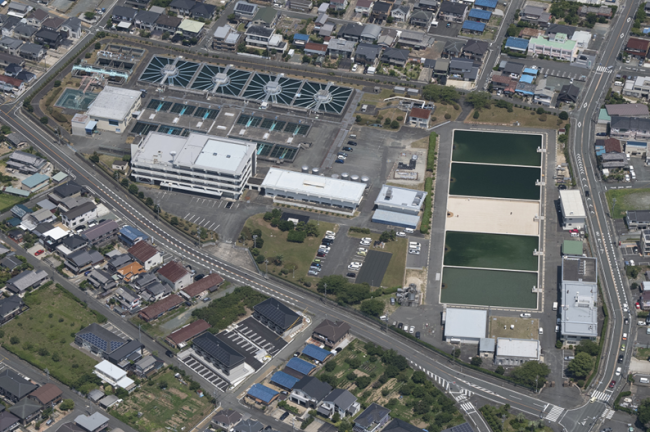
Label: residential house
xmin=355 ymin=43 xmax=381 ymax=64
xmin=111 ymin=6 xmax=138 ymax=22
xmin=0 ymin=369 xmax=37 ymax=403
xmin=290 ymin=376 xmax=332 ymax=408
xmin=253 ymin=297 xmax=302 ymax=334
xmin=211 ymin=409 xmax=242 ymax=431
xmin=114 ymin=287 xmax=140 ymax=310
xmin=355 ymin=0 xmax=373 ymax=14
xmin=128 ymin=241 xmax=162 ymax=270
xmin=1 ymin=16 xmax=22 ymax=37
xmin=318 ymin=389 xmax=360 ymax=418
xmin=24 ymin=9 xmax=49 ymax=28
xmin=41 ymin=16 xmax=64 ymax=31
xmin=407 ymin=107 xmax=432 ymax=128
xmin=610 ymin=116 xmax=650 ymax=140
xmin=193 ymin=332 xmax=247 ymax=378
xmin=381 ymin=47 xmax=409 ymax=66
xmin=433 ymin=58 xmax=449 ymax=78
xmin=360 ymin=24 xmax=381 ymax=43
xmin=117 ymin=262 xmax=145 ymax=283
xmin=6 ymin=270 xmax=49 ymax=295
xmin=74 ymin=413 xmax=109 ymax=432
xmin=13 ymin=24 xmax=37 ymax=42
xmin=233 ymin=420 xmax=263 ymax=432
xmin=502 ymin=61 xmax=524 ymax=78
xmin=245 ymin=26 xmax=284 ymax=51
xmin=578 ymin=5 xmax=611 ymax=17
xmin=463 ymin=39 xmax=489 ymax=60
xmin=327 ymin=38 xmax=355 ymax=58
xmin=4 ymin=132 xmax=27 ymax=149
xmin=557 ymin=84 xmax=579 ymax=105
xmin=155 ymin=15 xmax=182 ymax=32
xmin=27 ymin=383 xmax=62 ymax=408
xmin=443 ymin=39 xmax=464 ymax=57
xmin=505 ymin=36 xmax=529 ymax=53
xmin=233 ymin=1 xmax=258 ymax=20
xmin=61 ymin=202 xmax=97 ymax=229
xmin=353 ymin=404 xmax=391 ymax=432
xmin=212 ymin=26 xmax=242 ymax=51
xmin=81 ymin=220 xmax=119 ymax=247
xmin=251 ymin=7 xmax=278 ymax=27
xmin=157 ymin=261 xmax=191 ymax=291
xmin=414 ymin=0 xmax=438 ymax=11
xmin=546 ymin=23 xmax=577 ymax=38
xmin=9 ymin=399 xmax=41 ymax=425
xmin=288 ymin=0 xmax=312 ymax=11
xmin=178 ymin=19 xmax=205 ymax=38
xmin=329 ymin=0 xmax=347 ymax=10
xmin=338 ymin=23 xmax=364 ymax=42
xmin=119 ymin=225 xmax=148 ymax=247
xmin=65 ymin=249 xmax=104 ymax=274
xmin=627 ymin=37 xmax=650 ymax=58
xmin=314 ymin=13 xmax=328 ymax=29
xmin=134 ymin=355 xmax=158 ymax=377
xmin=520 ymin=5 xmax=544 ymax=22
xmin=22 ymin=208 xmax=55 ymax=231
xmin=61 ymin=17 xmax=82 ymax=38
xmin=0 ymin=412 xmax=19 ymax=432
xmin=293 ymin=33 xmax=310 ymax=46
xmin=0 ymin=255 xmax=22 ymax=271
xmin=87 ymin=269 xmax=116 ymax=291
xmin=93 ymin=361 xmax=135 ymax=392
xmin=190 ymin=3 xmax=216 ymax=19
xmin=134 ymin=11 xmax=160 ymax=30
xmin=166 ymin=319 xmax=211 ymax=348
xmin=467 ymin=8 xmax=491 ymax=22
xmin=409 ymin=9 xmax=432 ymax=26
xmin=391 ymin=4 xmax=410 ymax=21
xmin=0 ymin=74 xmax=22 ymax=92
xmin=107 ymin=339 xmax=143 ymax=366
xmin=48 ymin=181 xmax=82 ymax=204
xmin=371 ymin=1 xmax=391 ymax=21
xmin=138 ymin=294 xmax=183 ymax=321
xmin=304 ymin=42 xmax=327 ymax=56
xmin=449 ymin=58 xmax=479 ymax=80
xmin=398 ymin=30 xmax=433 ymax=49
xmin=626 ymin=210 xmax=650 ymax=230
xmin=606 ymin=103 xmax=650 ymax=117
xmin=138 ymin=278 xmax=170 ymax=302
xmin=319 ymin=22 xmax=334 ymax=36
xmin=439 ymin=1 xmax=466 ymax=22
xmin=34 ymin=29 xmax=64 ymax=49
xmin=55 ymin=234 xmax=87 ymax=257
xmin=0 ymin=37 xmax=23 ymax=55
xmin=377 ymin=28 xmax=397 ymax=47
xmin=181 ymin=273 xmax=224 ymax=299
xmin=461 ymin=20 xmax=485 ymax=34
xmin=0 ymin=296 xmax=24 ymax=324
xmin=474 ymin=0 xmax=496 ymax=10
xmin=131 ymin=272 xmax=163 ymax=293
xmin=7 ymin=2 xmax=31 ymax=18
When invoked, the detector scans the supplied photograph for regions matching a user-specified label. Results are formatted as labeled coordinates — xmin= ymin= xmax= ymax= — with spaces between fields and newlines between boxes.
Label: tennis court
xmin=356 ymin=250 xmax=392 ymax=287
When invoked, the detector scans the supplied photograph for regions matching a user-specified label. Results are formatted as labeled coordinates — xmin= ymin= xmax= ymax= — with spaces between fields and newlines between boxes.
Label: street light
xmin=252 ymin=235 xmax=258 ymax=249
xmin=264 ymin=259 xmax=268 ymax=275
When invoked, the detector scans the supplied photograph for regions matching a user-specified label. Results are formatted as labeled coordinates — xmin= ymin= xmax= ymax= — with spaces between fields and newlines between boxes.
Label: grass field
xmin=606 ymin=188 xmax=650 ymax=219
xmin=636 ymin=347 xmax=650 ymax=361
xmin=465 ymin=107 xmax=565 ymax=128
xmin=347 ymin=231 xmax=407 ymax=288
xmin=0 ymin=193 xmax=26 ymax=212
xmin=489 ymin=316 xmax=539 ymax=340
xmin=430 ymin=104 xmax=460 ymax=126
xmin=242 ymin=214 xmax=336 ymax=281
xmin=110 ymin=369 xmax=213 ymax=432
xmin=441 ymin=267 xmax=538 ymax=308
xmin=444 ymin=231 xmax=539 ymax=271
xmin=2 ymin=284 xmax=104 ymax=389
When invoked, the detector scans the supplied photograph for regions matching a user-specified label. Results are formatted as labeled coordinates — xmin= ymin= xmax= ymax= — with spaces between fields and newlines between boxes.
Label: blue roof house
xmin=119 ymin=226 xmax=149 ymax=247
xmin=11 ymin=204 xmax=31 ymax=218
xmin=523 ymin=67 xmax=538 ymax=76
xmin=21 ymin=173 xmax=48 ymax=193
xmin=474 ymin=0 xmax=497 ymax=9
xmin=293 ymin=33 xmax=309 ymax=45
xmin=505 ymin=37 xmax=528 ymax=52
xmin=270 ymin=371 xmax=300 ymax=390
xmin=247 ymin=383 xmax=278 ymax=405
xmin=286 ymin=357 xmax=316 ymax=376
xmin=302 ymin=344 xmax=333 ymax=362
xmin=461 ymin=20 xmax=485 ymax=33
xmin=519 ymin=74 xmax=534 ymax=84
xmin=468 ymin=8 xmax=491 ymax=22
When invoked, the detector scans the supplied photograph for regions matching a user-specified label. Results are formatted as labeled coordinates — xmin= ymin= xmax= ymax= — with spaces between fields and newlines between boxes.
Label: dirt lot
xmin=489 ymin=316 xmax=540 ymax=340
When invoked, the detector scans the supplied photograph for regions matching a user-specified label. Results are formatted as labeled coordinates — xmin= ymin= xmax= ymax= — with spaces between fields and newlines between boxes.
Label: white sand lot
xmin=446 ymin=196 xmax=540 ymax=236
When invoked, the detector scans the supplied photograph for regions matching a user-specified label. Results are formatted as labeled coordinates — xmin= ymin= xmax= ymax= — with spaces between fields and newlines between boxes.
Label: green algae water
xmin=452 ymin=130 xmax=542 ymax=166
xmin=444 ymin=231 xmax=539 ymax=271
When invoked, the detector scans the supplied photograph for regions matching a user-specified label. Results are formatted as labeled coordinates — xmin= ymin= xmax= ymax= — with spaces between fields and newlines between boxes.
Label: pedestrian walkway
xmin=590 ymin=390 xmax=611 ymax=402
xmin=596 ymin=66 xmax=613 ymax=73
xmin=544 ymin=405 xmax=564 ymax=422
xmin=460 ymin=402 xmax=476 ymax=414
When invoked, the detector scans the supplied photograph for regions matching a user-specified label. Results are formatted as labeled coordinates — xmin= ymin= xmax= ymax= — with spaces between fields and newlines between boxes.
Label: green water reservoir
xmin=444 ymin=231 xmax=538 ymax=271
xmin=55 ymin=89 xmax=97 ymax=111
xmin=449 ymin=163 xmax=540 ymax=200
xmin=441 ymin=267 xmax=538 ymax=308
xmin=452 ymin=130 xmax=542 ymax=166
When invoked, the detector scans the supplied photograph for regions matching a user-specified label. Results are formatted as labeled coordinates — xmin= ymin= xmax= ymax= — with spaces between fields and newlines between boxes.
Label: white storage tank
xmin=302 ymin=165 xmax=310 ymax=172
xmin=312 ymin=167 xmax=320 ymax=175
xmin=341 ymin=172 xmax=349 ymax=180
xmin=361 ymin=176 xmax=369 ymax=183
xmin=351 ymin=174 xmax=360 ymax=182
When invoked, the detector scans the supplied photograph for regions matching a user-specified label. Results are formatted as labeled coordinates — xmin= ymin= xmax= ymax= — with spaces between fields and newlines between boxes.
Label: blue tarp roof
xmin=505 ymin=37 xmax=529 ymax=50
xmin=286 ymin=357 xmax=315 ymax=375
xmin=462 ymin=20 xmax=485 ymax=32
xmin=247 ymin=384 xmax=278 ymax=403
xmin=468 ymin=9 xmax=491 ymax=20
xmin=519 ymin=75 xmax=534 ymax=84
xmin=523 ymin=68 xmax=538 ymax=76
xmin=475 ymin=0 xmax=497 ymax=8
xmin=119 ymin=226 xmax=148 ymax=242
xmin=270 ymin=371 xmax=300 ymax=389
xmin=293 ymin=33 xmax=309 ymax=41
xmin=302 ymin=344 xmax=332 ymax=362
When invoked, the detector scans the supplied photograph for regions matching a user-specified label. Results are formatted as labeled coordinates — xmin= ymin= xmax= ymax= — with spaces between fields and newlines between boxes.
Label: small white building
xmin=372 ymin=185 xmax=426 ymax=229
xmin=61 ymin=202 xmax=98 ymax=229
xmin=559 ymin=190 xmax=586 ymax=230
xmin=570 ymin=30 xmax=591 ymax=49
xmin=85 ymin=86 xmax=142 ymax=134
xmin=93 ymin=360 xmax=135 ymax=391
xmin=262 ymin=168 xmax=366 ymax=212
xmin=443 ymin=308 xmax=487 ymax=344
xmin=494 ymin=338 xmax=541 ymax=365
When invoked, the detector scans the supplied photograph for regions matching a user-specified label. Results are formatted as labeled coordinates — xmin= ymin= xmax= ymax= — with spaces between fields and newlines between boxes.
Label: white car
xmin=337 ymin=155 xmax=346 ymax=160
xmin=409 ymin=326 xmax=415 ymax=334
xmin=324 ymin=235 xmax=336 ymax=240
xmin=358 ymin=248 xmax=368 ymax=253
xmin=352 ymin=63 xmax=358 ymax=72
xmin=396 ymin=231 xmax=406 ymax=237
xmin=360 ymin=240 xmax=371 ymax=246
xmin=319 ymin=246 xmax=330 ymax=253
xmin=616 ymin=367 xmax=622 ymax=376
xmin=520 ymin=313 xmax=531 ymax=318
xmin=405 ymin=228 xmax=414 ymax=234
xmin=325 ymin=231 xmax=335 ymax=236
xmin=408 ymin=249 xmax=420 ymax=255
xmin=361 ymin=237 xmax=372 ymax=242
xmin=349 ymin=262 xmax=362 ymax=268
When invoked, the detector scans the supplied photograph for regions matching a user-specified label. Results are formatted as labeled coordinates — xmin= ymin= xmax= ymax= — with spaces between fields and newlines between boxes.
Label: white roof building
xmin=443 ymin=308 xmax=487 ymax=344
xmin=560 ymin=256 xmax=598 ymax=342
xmin=93 ymin=360 xmax=135 ymax=390
xmin=559 ymin=189 xmax=586 ymax=231
xmin=131 ymin=132 xmax=257 ymax=199
xmin=495 ymin=338 xmax=541 ymax=365
xmin=372 ymin=184 xmax=426 ymax=229
xmin=85 ymin=86 xmax=142 ymax=134
xmin=262 ymin=168 xmax=366 ymax=211
xmin=570 ymin=30 xmax=591 ymax=49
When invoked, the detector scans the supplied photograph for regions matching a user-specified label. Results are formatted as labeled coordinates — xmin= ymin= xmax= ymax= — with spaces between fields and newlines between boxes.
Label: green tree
xmin=121 ymin=178 xmax=129 ymax=187
xmin=412 ymin=370 xmax=427 ymax=384
xmin=170 ymin=216 xmax=179 ymax=226
xmin=495 ymin=366 xmax=505 ymax=375
xmin=53 ymin=80 xmax=61 ymax=87
xmin=559 ymin=111 xmax=569 ymax=120
xmin=575 ymin=340 xmax=599 ymax=356
xmin=536 ymin=107 xmax=545 ymax=115
xmin=145 ymin=197 xmax=154 ymax=206
xmin=10 ymin=336 xmax=19 ymax=345
xmin=60 ymin=399 xmax=74 ymax=411
xmin=509 ymin=361 xmax=550 ymax=388
xmin=567 ymin=352 xmax=594 ymax=379
xmin=390 ymin=120 xmax=400 ymax=129
xmin=466 ymin=92 xmax=491 ymax=110
xmin=506 ymin=23 xmax=518 ymax=36
xmin=227 ymin=13 xmax=236 ymax=20
xmin=355 ymin=375 xmax=371 ymax=389
xmin=422 ymin=84 xmax=460 ymax=103
xmin=128 ymin=184 xmax=139 ymax=195
xmin=332 ymin=413 xmax=341 ymax=423
xmin=94 ymin=42 xmax=101 ymax=50
xmin=40 ymin=117 xmax=48 ymax=124
xmin=638 ymin=398 xmax=650 ymax=428
xmin=189 ymin=381 xmax=201 ymax=391
xmin=360 ymin=298 xmax=384 ymax=316
xmin=162 ymin=32 xmax=170 ymax=40
xmin=325 ymin=361 xmax=336 ymax=372
xmin=471 ymin=356 xmax=482 ymax=366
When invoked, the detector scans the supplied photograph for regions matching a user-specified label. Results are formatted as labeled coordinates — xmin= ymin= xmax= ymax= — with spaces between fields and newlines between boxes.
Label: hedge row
xmin=426 ymin=132 xmax=437 ymax=172
xmin=420 ymin=178 xmax=433 ymax=234
xmin=585 ymin=283 xmax=608 ymax=389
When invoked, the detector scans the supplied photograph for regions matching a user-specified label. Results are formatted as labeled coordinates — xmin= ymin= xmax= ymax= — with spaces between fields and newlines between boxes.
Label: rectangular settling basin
xmin=449 ymin=163 xmax=541 ymax=200
xmin=452 ymin=130 xmax=542 ymax=166
xmin=444 ymin=231 xmax=539 ymax=271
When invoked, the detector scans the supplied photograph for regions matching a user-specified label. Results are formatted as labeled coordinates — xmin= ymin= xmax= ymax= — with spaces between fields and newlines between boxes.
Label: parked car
xmin=335 ymin=159 xmax=345 ymax=164
xmin=347 ymin=141 xmax=357 ymax=146
xmin=342 ymin=147 xmax=353 ymax=152
xmin=166 ymin=350 xmax=174 ymax=358
xmin=609 ymin=380 xmax=616 ymax=388
xmin=616 ymin=367 xmax=622 ymax=376
xmin=520 ymin=313 xmax=531 ymax=318
xmin=203 ymin=297 xmax=210 ymax=303
xmin=408 ymin=249 xmax=420 ymax=255
xmin=398 ymin=323 xmax=403 ymax=329
xmin=618 ymin=355 xmax=624 ymax=363
xmin=194 ymin=274 xmax=204 ymax=281
xmin=623 ymin=333 xmax=628 ymax=340
xmin=346 ymin=272 xmax=356 ymax=278
xmin=415 ymin=331 xmax=421 ymax=339
xmin=396 ymin=232 xmax=406 ymax=237
xmin=409 ymin=326 xmax=415 ymax=334
xmin=35 ymin=249 xmax=44 ymax=256
xmin=308 ymin=270 xmax=319 ymax=276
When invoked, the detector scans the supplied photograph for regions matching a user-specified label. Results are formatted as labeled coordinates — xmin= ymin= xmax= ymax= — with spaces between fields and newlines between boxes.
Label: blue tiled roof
xmin=523 ymin=67 xmax=538 ymax=76
xmin=505 ymin=37 xmax=529 ymax=50
xmin=286 ymin=357 xmax=315 ymax=375
xmin=474 ymin=0 xmax=497 ymax=8
xmin=302 ymin=344 xmax=332 ymax=362
xmin=293 ymin=33 xmax=309 ymax=41
xmin=468 ymin=8 xmax=491 ymax=20
xmin=119 ymin=226 xmax=148 ymax=242
xmin=462 ymin=20 xmax=485 ymax=32
xmin=247 ymin=383 xmax=278 ymax=403
xmin=270 ymin=371 xmax=300 ymax=389
xmin=519 ymin=74 xmax=534 ymax=84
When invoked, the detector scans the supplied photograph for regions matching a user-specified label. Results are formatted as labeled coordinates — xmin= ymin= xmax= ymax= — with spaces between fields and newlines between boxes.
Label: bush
xmin=10 ymin=336 xmax=19 ymax=345
xmin=324 ymin=361 xmax=336 ymax=372
xmin=60 ymin=400 xmax=74 ymax=411
xmin=53 ymin=80 xmax=61 ymax=87
xmin=426 ymin=132 xmax=437 ymax=172
xmin=559 ymin=111 xmax=569 ymax=120
xmin=539 ymin=114 xmax=548 ymax=122
xmin=444 ymin=113 xmax=451 ymax=119
xmin=287 ymin=230 xmax=307 ymax=243
xmin=255 ymin=254 xmax=266 ymax=264
xmin=390 ymin=120 xmax=399 ymax=129
xmin=40 ymin=117 xmax=48 ymax=124
xmin=555 ymin=340 xmax=563 ymax=349
xmin=536 ymin=107 xmax=545 ymax=115
xmin=473 ymin=110 xmax=480 ymax=119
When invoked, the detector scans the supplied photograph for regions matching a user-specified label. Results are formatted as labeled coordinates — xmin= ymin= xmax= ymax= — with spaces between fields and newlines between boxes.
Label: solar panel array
xmin=235 ymin=3 xmax=255 ymax=12
xmin=78 ymin=333 xmax=126 ymax=353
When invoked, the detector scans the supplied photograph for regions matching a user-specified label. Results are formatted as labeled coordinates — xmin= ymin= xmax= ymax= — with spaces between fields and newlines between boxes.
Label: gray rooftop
xmin=75 ymin=413 xmax=109 ymax=432
xmin=561 ymin=256 xmax=598 ymax=339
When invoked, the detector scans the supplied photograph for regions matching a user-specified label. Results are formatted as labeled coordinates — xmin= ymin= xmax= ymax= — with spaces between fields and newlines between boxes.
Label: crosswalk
xmin=596 ymin=66 xmax=613 ymax=73
xmin=460 ymin=402 xmax=476 ymax=414
xmin=591 ymin=390 xmax=612 ymax=401
xmin=544 ymin=405 xmax=564 ymax=422
xmin=602 ymin=409 xmax=615 ymax=420
xmin=409 ymin=360 xmax=474 ymax=399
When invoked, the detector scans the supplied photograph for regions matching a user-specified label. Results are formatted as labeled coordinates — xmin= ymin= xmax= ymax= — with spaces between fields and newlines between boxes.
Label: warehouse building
xmin=372 ymin=185 xmax=426 ymax=229
xmin=494 ymin=338 xmax=541 ymax=365
xmin=83 ymin=86 xmax=142 ymax=134
xmin=131 ymin=132 xmax=257 ymax=199
xmin=261 ymin=168 xmax=366 ymax=212
xmin=559 ymin=190 xmax=586 ymax=231
xmin=560 ymin=256 xmax=598 ymax=342
xmin=443 ymin=308 xmax=487 ymax=344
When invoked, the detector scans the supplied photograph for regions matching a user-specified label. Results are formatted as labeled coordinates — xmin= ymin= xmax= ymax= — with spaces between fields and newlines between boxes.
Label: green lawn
xmin=241 ymin=213 xmax=336 ymax=281
xmin=2 ymin=284 xmax=105 ymax=389
xmin=0 ymin=193 xmax=26 ymax=212
xmin=347 ymin=231 xmax=407 ymax=288
xmin=466 ymin=107 xmax=565 ymax=128
xmin=606 ymin=188 xmax=650 ymax=219
xmin=110 ymin=369 xmax=213 ymax=432
xmin=636 ymin=347 xmax=650 ymax=361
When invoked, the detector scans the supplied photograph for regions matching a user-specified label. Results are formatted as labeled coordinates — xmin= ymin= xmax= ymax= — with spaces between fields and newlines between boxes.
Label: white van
xmin=615 ymin=81 xmax=623 ymax=86
xmin=409 ymin=242 xmax=421 ymax=249
xmin=538 ymin=327 xmax=543 ymax=335
xmin=553 ymin=302 xmax=558 ymax=311
xmin=641 ymin=378 xmax=650 ymax=384
xmin=405 ymin=228 xmax=414 ymax=233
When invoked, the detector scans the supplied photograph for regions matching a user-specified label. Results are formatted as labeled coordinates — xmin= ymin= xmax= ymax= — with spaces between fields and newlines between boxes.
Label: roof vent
xmin=227 ymin=155 xmax=231 ymax=158
xmin=213 ymin=152 xmax=217 ymax=156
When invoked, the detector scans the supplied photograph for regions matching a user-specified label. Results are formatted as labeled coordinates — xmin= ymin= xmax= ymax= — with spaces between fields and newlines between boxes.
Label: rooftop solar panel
xmin=237 ymin=4 xmax=255 ymax=12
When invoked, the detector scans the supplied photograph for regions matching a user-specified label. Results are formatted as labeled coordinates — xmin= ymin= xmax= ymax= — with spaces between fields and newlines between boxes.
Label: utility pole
xmin=252 ymin=235 xmax=257 ymax=249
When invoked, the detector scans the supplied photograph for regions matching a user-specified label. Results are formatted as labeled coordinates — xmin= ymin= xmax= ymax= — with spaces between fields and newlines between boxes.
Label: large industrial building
xmin=443 ymin=308 xmax=487 ymax=344
xmin=559 ymin=190 xmax=586 ymax=231
xmin=130 ymin=132 xmax=257 ymax=198
xmin=494 ymin=338 xmax=541 ymax=365
xmin=261 ymin=168 xmax=366 ymax=212
xmin=560 ymin=256 xmax=598 ymax=342
xmin=82 ymin=86 xmax=142 ymax=134
xmin=372 ymin=185 xmax=426 ymax=229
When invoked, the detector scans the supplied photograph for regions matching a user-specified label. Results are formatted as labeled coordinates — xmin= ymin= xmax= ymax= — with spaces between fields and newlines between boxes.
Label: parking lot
xmin=181 ymin=355 xmax=230 ymax=392
xmin=228 ymin=316 xmax=287 ymax=357
xmin=317 ymin=229 xmax=365 ymax=279
xmin=406 ymin=238 xmax=429 ymax=268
